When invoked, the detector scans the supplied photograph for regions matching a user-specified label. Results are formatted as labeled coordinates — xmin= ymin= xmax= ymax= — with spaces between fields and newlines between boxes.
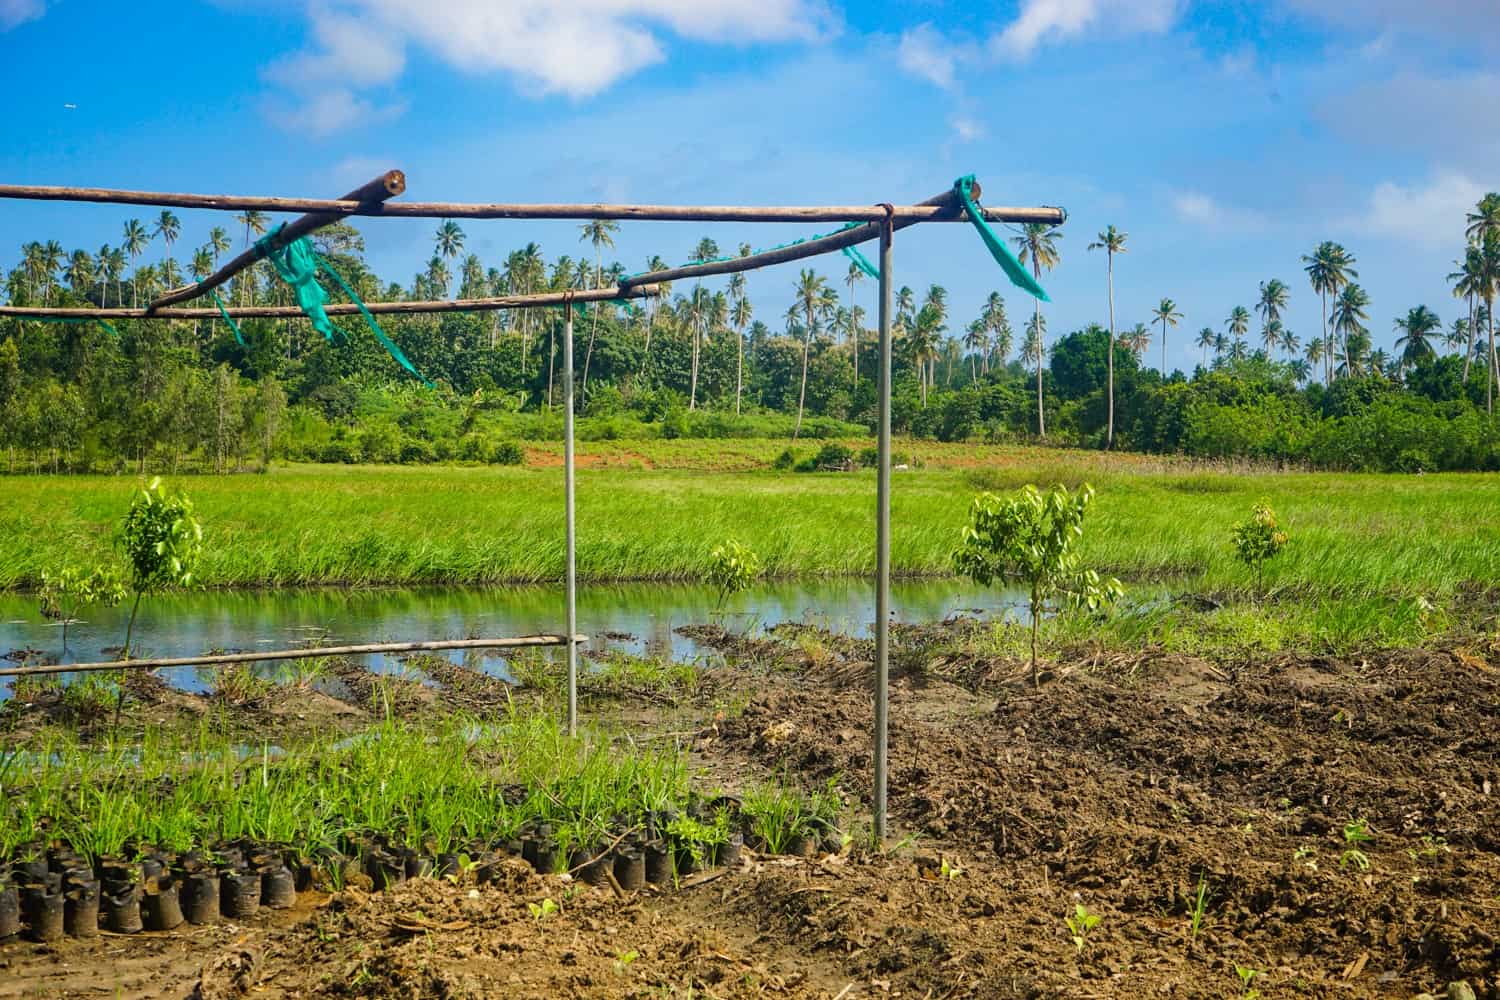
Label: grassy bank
xmin=2 ymin=442 xmax=1499 ymax=596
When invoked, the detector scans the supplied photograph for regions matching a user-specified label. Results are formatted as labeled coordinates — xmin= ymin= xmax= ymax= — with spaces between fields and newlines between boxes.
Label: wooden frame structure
xmin=0 ymin=169 xmax=1064 ymax=841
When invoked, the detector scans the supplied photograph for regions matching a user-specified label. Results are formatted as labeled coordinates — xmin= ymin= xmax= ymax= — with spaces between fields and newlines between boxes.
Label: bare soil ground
xmin=4 ymin=628 xmax=1499 ymax=998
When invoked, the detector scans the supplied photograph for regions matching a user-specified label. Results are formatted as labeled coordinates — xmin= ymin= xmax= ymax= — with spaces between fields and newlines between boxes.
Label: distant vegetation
xmin=2 ymin=193 xmax=1497 ymax=473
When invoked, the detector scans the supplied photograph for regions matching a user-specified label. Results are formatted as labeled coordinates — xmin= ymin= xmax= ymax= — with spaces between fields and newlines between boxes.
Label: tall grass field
xmin=3 ymin=442 xmax=1499 ymax=597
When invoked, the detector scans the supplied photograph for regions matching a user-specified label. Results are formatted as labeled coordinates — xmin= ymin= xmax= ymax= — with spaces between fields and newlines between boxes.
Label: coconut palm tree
xmin=1011 ymin=222 xmax=1062 ymax=437
xmin=981 ymin=292 xmax=1010 ymax=370
xmin=121 ymin=219 xmax=151 ymax=307
xmin=1446 ymin=318 xmax=1470 ymax=356
xmin=1152 ymin=298 xmax=1182 ymax=374
xmin=638 ymin=254 xmax=669 ymax=379
xmin=1279 ymin=327 xmax=1301 ymax=361
xmin=1226 ymin=306 xmax=1249 ymax=341
xmin=1257 ymin=278 xmax=1289 ymax=334
xmin=208 ymin=226 xmax=231 ymax=267
xmin=962 ymin=320 xmax=987 ymax=381
xmin=152 ymin=209 xmax=181 ymax=266
xmin=1394 ymin=305 xmax=1442 ymax=367
xmin=1331 ymin=284 xmax=1370 ymax=379
xmin=433 ymin=219 xmax=465 ymax=268
xmin=731 ymin=292 xmax=752 ymax=415
xmin=63 ymin=250 xmax=93 ymax=298
xmin=1087 ymin=224 xmax=1127 ymax=448
xmin=789 ymin=268 xmax=829 ymax=438
xmin=577 ymin=218 xmax=620 ymax=407
xmin=1194 ymin=326 xmax=1216 ymax=366
xmin=1021 ymin=313 xmax=1046 ymax=389
xmin=840 ymin=260 xmax=865 ymax=392
xmin=96 ymin=245 xmax=122 ymax=307
xmin=1123 ymin=322 xmax=1151 ymax=357
xmin=1465 ymin=193 xmax=1500 ymax=244
xmin=1260 ymin=319 xmax=1283 ymax=358
xmin=1302 ymin=242 xmax=1358 ymax=382
xmin=1449 ymin=246 xmax=1485 ymax=382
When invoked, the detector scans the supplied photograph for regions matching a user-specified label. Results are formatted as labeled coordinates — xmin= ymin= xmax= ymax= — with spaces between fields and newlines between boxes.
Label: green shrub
xmin=319 ymin=440 xmax=361 ymax=464
xmin=399 ymin=439 xmax=436 ymax=464
xmin=810 ymin=442 xmax=853 ymax=470
xmin=772 ymin=448 xmax=798 ymax=471
xmin=488 ymin=441 xmax=525 ymax=466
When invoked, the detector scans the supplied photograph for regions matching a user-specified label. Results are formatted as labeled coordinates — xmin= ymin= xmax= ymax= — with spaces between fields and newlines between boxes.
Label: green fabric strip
xmin=211 ymin=291 xmax=246 ymax=346
xmin=841 ymin=245 xmax=879 ymax=280
xmin=32 ymin=315 xmax=119 ymax=337
xmin=953 ymin=175 xmax=1050 ymax=303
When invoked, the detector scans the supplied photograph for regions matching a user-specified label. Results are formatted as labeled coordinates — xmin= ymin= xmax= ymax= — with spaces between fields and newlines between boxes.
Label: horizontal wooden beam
xmin=146 ymin=170 xmax=406 ymax=313
xmin=620 ymin=185 xmax=966 ymax=289
xmin=0 ymin=283 xmax=661 ymax=321
xmin=0 ymin=634 xmax=588 ymax=678
xmin=0 ymin=180 xmax=1065 ymax=225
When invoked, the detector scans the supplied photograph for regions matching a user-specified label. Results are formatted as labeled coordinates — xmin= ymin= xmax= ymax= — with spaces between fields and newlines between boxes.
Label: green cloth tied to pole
xmin=953 ymin=175 xmax=1050 ymax=303
xmin=33 ymin=315 xmax=119 ymax=337
xmin=255 ymin=225 xmax=433 ymax=387
xmin=842 ymin=245 xmax=879 ymax=280
xmin=211 ymin=291 xmax=246 ymax=346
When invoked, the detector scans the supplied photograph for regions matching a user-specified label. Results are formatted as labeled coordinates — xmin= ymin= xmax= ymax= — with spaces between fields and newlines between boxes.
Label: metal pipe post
xmin=563 ymin=307 xmax=578 ymax=737
xmin=874 ymin=214 xmax=894 ymax=843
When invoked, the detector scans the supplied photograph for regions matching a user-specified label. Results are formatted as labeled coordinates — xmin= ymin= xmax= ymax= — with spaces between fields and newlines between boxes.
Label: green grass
xmin=3 ymin=443 xmax=1500 ymax=598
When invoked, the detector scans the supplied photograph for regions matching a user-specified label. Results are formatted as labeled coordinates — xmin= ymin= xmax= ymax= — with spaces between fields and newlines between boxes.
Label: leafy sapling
xmin=1231 ymin=499 xmax=1288 ymax=594
xmin=1065 ymin=903 xmax=1100 ymax=954
xmin=953 ymin=484 xmax=1123 ymax=686
xmin=1235 ymin=965 xmax=1263 ymax=999
xmin=117 ymin=477 xmax=203 ymax=660
xmin=1340 ymin=818 xmax=1374 ymax=872
xmin=707 ymin=540 xmax=762 ymax=611
xmin=39 ymin=564 xmax=126 ymax=656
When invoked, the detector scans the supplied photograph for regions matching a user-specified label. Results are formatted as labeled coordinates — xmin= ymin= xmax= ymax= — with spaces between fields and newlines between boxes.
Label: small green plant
xmin=1408 ymin=835 xmax=1450 ymax=862
xmin=527 ymin=897 xmax=559 ymax=921
xmin=1188 ymin=875 xmax=1210 ymax=943
xmin=1340 ymin=818 xmax=1374 ymax=871
xmin=117 ymin=477 xmax=203 ymax=659
xmin=613 ymin=949 xmax=640 ymax=974
xmin=1236 ymin=964 xmax=1263 ymax=998
xmin=1231 ymin=499 xmax=1288 ymax=593
xmin=39 ymin=564 xmax=126 ymax=655
xmin=1065 ymin=903 xmax=1100 ymax=954
xmin=953 ymin=484 xmax=1123 ymax=685
xmin=707 ymin=540 xmax=762 ymax=610
xmin=940 ymin=857 xmax=963 ymax=880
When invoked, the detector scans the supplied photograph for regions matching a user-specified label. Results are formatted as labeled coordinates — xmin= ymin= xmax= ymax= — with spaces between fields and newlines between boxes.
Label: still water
xmin=0 ymin=579 xmax=1026 ymax=696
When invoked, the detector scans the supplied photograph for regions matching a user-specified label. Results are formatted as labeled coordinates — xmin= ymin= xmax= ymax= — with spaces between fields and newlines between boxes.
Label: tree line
xmin=1 ymin=192 xmax=1497 ymax=473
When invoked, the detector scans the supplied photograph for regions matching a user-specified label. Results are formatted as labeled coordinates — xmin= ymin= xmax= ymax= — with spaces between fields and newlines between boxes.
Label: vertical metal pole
xmin=874 ymin=213 xmax=894 ymax=843
xmin=563 ymin=307 xmax=578 ymax=737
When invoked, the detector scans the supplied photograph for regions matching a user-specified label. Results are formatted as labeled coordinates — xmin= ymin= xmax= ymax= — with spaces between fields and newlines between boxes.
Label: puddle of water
xmin=0 ymin=579 xmax=1030 ymax=698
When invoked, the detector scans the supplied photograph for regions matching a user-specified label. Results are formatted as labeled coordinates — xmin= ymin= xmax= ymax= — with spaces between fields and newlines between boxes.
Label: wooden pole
xmin=0 ymin=181 xmax=1064 ymax=225
xmin=145 ymin=170 xmax=406 ymax=313
xmin=619 ymin=185 xmax=971 ymax=289
xmin=0 ymin=634 xmax=587 ymax=679
xmin=0 ymin=284 xmax=662 ymax=321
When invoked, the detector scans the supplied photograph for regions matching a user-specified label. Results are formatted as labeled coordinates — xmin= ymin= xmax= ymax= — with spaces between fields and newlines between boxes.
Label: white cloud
xmin=1281 ymin=0 xmax=1500 ymax=50
xmin=265 ymin=88 xmax=408 ymax=138
xmin=992 ymin=0 xmax=1180 ymax=60
xmin=0 ymin=0 xmax=44 ymax=30
xmin=1171 ymin=190 xmax=1268 ymax=232
xmin=951 ymin=115 xmax=983 ymax=143
xmin=1358 ymin=170 xmax=1487 ymax=247
xmin=262 ymin=0 xmax=835 ymax=133
xmin=898 ymin=23 xmax=958 ymax=89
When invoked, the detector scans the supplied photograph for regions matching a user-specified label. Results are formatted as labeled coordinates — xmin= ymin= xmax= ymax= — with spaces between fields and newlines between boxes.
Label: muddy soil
xmin=4 ymin=630 xmax=1500 ymax=998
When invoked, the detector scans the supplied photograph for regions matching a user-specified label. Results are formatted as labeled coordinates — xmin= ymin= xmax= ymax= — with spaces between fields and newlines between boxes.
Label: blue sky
xmin=2 ymin=0 xmax=1497 ymax=371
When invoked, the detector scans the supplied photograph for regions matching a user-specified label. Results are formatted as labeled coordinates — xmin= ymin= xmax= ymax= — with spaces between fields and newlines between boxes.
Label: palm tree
xmin=1260 ymin=319 xmax=1283 ymax=357
xmin=1152 ymin=298 xmax=1182 ymax=374
xmin=845 ymin=261 xmax=864 ymax=391
xmin=1331 ymin=284 xmax=1370 ymax=379
xmin=577 ymin=218 xmax=620 ymax=407
xmin=1011 ymin=222 xmax=1062 ymax=437
xmin=1256 ymin=278 xmax=1289 ymax=335
xmin=1194 ymin=326 xmax=1216 ymax=366
xmin=1446 ymin=318 xmax=1470 ymax=356
xmin=1087 ymin=224 xmax=1127 ymax=448
xmin=792 ymin=268 xmax=829 ymax=437
xmin=207 ymin=226 xmax=231 ymax=267
xmin=63 ymin=250 xmax=93 ymax=298
xmin=1448 ymin=246 xmax=1485 ymax=382
xmin=1279 ymin=327 xmax=1301 ymax=360
xmin=731 ymin=293 xmax=752 ymax=416
xmin=639 ymin=254 xmax=669 ymax=378
xmin=1226 ymin=306 xmax=1249 ymax=342
xmin=153 ymin=210 xmax=181 ymax=265
xmin=433 ymin=219 xmax=465 ymax=269
xmin=962 ymin=320 xmax=986 ymax=381
xmin=981 ymin=292 xmax=1010 ymax=370
xmin=1021 ymin=313 xmax=1046 ymax=389
xmin=1394 ymin=305 xmax=1442 ymax=367
xmin=1464 ymin=193 xmax=1500 ymax=244
xmin=1302 ymin=241 xmax=1358 ymax=382
xmin=1123 ymin=322 xmax=1151 ymax=357
xmin=121 ymin=219 xmax=151 ymax=307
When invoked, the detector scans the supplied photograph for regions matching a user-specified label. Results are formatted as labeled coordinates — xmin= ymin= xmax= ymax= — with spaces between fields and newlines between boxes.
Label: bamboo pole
xmin=0 ymin=284 xmax=661 ymax=321
xmin=0 ymin=634 xmax=587 ymax=679
xmin=873 ymin=213 xmax=894 ymax=844
xmin=563 ymin=306 xmax=578 ymax=738
xmin=618 ymin=185 xmax=974 ymax=290
xmin=0 ymin=181 xmax=1064 ymax=225
xmin=145 ymin=170 xmax=406 ymax=313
